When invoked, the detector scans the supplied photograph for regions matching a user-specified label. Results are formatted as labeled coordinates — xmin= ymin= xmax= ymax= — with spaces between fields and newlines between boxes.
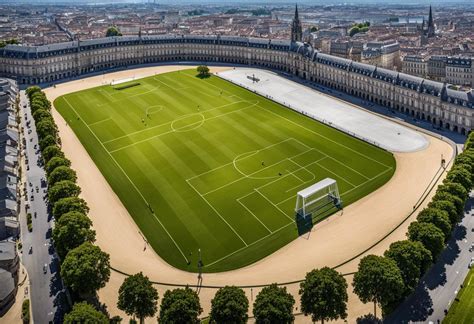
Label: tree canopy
xmin=48 ymin=166 xmax=77 ymax=186
xmin=61 ymin=242 xmax=110 ymax=297
xmin=299 ymin=267 xmax=348 ymax=323
xmin=253 ymin=284 xmax=295 ymax=324
xmin=48 ymin=180 xmax=81 ymax=205
xmin=52 ymin=211 xmax=96 ymax=260
xmin=64 ymin=302 xmax=109 ymax=324
xmin=428 ymin=199 xmax=459 ymax=225
xmin=209 ymin=286 xmax=249 ymax=324
xmin=36 ymin=119 xmax=58 ymax=139
xmin=384 ymin=240 xmax=432 ymax=294
xmin=159 ymin=287 xmax=202 ymax=324
xmin=39 ymin=134 xmax=57 ymax=152
xmin=106 ymin=26 xmax=122 ymax=37
xmin=446 ymin=166 xmax=472 ymax=191
xmin=407 ymin=221 xmax=445 ymax=260
xmin=53 ymin=196 xmax=89 ymax=220
xmin=416 ymin=208 xmax=452 ymax=240
xmin=432 ymin=191 xmax=465 ymax=215
xmin=46 ymin=156 xmax=71 ymax=175
xmin=42 ymin=145 xmax=64 ymax=163
xmin=352 ymin=255 xmax=404 ymax=317
xmin=118 ymin=272 xmax=159 ymax=324
xmin=196 ymin=65 xmax=210 ymax=78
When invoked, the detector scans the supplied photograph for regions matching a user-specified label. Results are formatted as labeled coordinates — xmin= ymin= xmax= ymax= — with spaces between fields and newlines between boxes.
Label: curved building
xmin=0 ymin=33 xmax=472 ymax=134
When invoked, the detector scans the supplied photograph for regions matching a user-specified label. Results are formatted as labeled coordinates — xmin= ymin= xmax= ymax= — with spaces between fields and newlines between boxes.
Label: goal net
xmin=295 ymin=178 xmax=342 ymax=218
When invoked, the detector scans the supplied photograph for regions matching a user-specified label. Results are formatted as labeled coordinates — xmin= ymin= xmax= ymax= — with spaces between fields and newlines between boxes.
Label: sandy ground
xmin=44 ymin=65 xmax=454 ymax=323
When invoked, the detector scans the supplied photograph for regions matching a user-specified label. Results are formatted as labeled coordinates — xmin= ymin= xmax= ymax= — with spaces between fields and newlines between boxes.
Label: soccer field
xmin=54 ymin=69 xmax=396 ymax=272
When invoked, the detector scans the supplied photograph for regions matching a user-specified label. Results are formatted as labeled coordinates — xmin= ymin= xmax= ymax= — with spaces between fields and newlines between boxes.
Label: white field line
xmin=204 ymin=220 xmax=295 ymax=269
xmin=88 ymin=117 xmax=111 ymax=127
xmin=103 ymin=100 xmax=248 ymax=145
xmin=188 ymin=138 xmax=295 ymax=181
xmin=236 ymin=198 xmax=272 ymax=234
xmin=108 ymin=101 xmax=259 ymax=154
xmin=315 ymin=162 xmax=357 ymax=188
xmin=198 ymin=148 xmax=313 ymax=197
xmin=256 ymin=103 xmax=393 ymax=169
xmin=206 ymin=165 xmax=394 ymax=268
xmin=276 ymin=165 xmax=393 ymax=206
xmin=254 ymin=188 xmax=294 ymax=222
xmin=153 ymin=77 xmax=190 ymax=91
xmin=97 ymin=86 xmax=159 ymax=107
xmin=291 ymin=137 xmax=371 ymax=181
xmin=62 ymin=96 xmax=190 ymax=264
xmin=186 ymin=179 xmax=248 ymax=247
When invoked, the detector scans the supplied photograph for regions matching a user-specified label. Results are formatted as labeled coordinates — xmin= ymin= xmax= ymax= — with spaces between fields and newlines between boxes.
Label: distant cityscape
xmin=0 ymin=2 xmax=473 ymax=87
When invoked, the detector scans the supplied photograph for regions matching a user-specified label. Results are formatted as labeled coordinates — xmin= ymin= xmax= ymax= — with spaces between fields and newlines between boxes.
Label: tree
xmin=46 ymin=156 xmax=71 ymax=175
xmin=445 ymin=166 xmax=472 ymax=191
xmin=118 ymin=272 xmax=159 ymax=324
xmin=52 ymin=211 xmax=96 ymax=260
xmin=48 ymin=180 xmax=81 ymax=205
xmin=432 ymin=191 xmax=465 ymax=215
xmin=36 ymin=119 xmax=57 ymax=139
xmin=159 ymin=287 xmax=202 ymax=324
xmin=39 ymin=134 xmax=57 ymax=151
xmin=48 ymin=166 xmax=77 ymax=186
xmin=416 ymin=208 xmax=452 ymax=240
xmin=53 ymin=196 xmax=89 ymax=220
xmin=438 ymin=181 xmax=469 ymax=202
xmin=32 ymin=108 xmax=52 ymax=123
xmin=407 ymin=221 xmax=445 ymax=260
xmin=428 ymin=199 xmax=459 ymax=225
xmin=349 ymin=26 xmax=360 ymax=37
xmin=196 ymin=65 xmax=210 ymax=78
xmin=41 ymin=145 xmax=64 ymax=163
xmin=106 ymin=26 xmax=122 ymax=37
xmin=253 ymin=284 xmax=295 ymax=324
xmin=210 ymin=286 xmax=249 ymax=324
xmin=61 ymin=242 xmax=110 ymax=297
xmin=384 ymin=240 xmax=432 ymax=294
xmin=352 ymin=255 xmax=405 ymax=317
xmin=26 ymin=86 xmax=42 ymax=99
xmin=64 ymin=302 xmax=109 ymax=324
xmin=299 ymin=267 xmax=348 ymax=323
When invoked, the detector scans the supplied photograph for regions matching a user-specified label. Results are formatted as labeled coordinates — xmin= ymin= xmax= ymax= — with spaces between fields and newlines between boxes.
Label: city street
xmin=19 ymin=90 xmax=66 ymax=324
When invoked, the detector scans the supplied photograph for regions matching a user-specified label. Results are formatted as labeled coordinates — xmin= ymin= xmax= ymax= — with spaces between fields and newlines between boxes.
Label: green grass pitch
xmin=54 ymin=69 xmax=396 ymax=272
xmin=444 ymin=268 xmax=474 ymax=323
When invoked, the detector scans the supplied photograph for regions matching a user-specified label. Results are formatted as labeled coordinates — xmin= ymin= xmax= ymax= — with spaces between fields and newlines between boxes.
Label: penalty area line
xmin=62 ymin=96 xmax=190 ymax=265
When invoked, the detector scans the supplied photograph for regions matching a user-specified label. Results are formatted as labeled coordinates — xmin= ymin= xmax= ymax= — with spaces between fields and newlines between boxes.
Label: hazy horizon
xmin=1 ymin=0 xmax=473 ymax=5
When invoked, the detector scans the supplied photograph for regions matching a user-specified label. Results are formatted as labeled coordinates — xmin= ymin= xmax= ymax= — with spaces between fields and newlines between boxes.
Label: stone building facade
xmin=0 ymin=35 xmax=473 ymax=135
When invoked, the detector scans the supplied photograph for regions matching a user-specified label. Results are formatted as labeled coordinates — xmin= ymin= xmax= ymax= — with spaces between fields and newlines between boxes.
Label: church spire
xmin=427 ymin=5 xmax=435 ymax=37
xmin=291 ymin=4 xmax=303 ymax=43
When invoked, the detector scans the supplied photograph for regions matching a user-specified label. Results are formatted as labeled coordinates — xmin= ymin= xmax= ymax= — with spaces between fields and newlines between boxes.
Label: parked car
xmin=43 ymin=264 xmax=48 ymax=274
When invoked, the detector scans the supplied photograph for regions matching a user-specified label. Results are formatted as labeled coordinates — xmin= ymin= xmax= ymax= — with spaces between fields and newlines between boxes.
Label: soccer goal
xmin=295 ymin=178 xmax=342 ymax=218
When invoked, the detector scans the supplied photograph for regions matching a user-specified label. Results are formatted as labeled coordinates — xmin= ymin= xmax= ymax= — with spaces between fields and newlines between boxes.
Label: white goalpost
xmin=295 ymin=178 xmax=342 ymax=218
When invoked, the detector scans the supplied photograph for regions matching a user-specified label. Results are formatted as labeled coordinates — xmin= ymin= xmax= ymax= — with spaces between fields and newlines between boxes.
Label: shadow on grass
xmin=195 ymin=73 xmax=211 ymax=79
xmin=295 ymin=213 xmax=313 ymax=236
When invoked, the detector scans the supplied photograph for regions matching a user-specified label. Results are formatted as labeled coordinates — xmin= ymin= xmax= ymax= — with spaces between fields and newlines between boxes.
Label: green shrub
xmin=21 ymin=299 xmax=30 ymax=323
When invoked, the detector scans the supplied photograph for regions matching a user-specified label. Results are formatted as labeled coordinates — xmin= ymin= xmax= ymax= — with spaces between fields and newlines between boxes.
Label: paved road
xmin=385 ymin=192 xmax=474 ymax=323
xmin=19 ymin=90 xmax=66 ymax=324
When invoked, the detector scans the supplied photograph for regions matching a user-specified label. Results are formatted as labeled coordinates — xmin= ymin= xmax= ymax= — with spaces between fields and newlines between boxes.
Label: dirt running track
xmin=44 ymin=65 xmax=454 ymax=323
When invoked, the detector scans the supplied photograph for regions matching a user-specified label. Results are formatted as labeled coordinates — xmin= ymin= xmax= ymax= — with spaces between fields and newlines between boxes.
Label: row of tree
xmin=26 ymin=87 xmax=111 ymax=320
xmin=352 ymin=133 xmax=474 ymax=318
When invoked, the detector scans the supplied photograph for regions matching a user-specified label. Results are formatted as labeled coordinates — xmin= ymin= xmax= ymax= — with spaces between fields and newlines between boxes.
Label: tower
xmin=291 ymin=4 xmax=303 ymax=43
xmin=427 ymin=5 xmax=435 ymax=38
